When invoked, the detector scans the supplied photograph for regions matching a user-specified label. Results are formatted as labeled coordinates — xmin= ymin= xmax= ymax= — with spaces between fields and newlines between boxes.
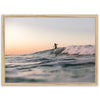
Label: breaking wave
xmin=53 ymin=45 xmax=95 ymax=55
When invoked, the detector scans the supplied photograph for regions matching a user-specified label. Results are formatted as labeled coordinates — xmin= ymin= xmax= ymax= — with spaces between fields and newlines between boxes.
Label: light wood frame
xmin=1 ymin=14 xmax=98 ymax=86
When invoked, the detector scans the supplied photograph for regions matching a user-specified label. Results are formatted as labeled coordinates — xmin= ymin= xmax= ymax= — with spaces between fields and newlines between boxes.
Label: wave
xmin=5 ymin=77 xmax=46 ymax=82
xmin=53 ymin=45 xmax=95 ymax=55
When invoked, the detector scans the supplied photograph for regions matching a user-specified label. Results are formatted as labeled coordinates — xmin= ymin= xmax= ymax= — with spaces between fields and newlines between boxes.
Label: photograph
xmin=2 ymin=15 xmax=98 ymax=85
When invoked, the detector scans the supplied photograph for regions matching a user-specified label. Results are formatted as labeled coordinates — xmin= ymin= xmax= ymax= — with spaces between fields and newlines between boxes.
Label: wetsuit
xmin=54 ymin=43 xmax=57 ymax=49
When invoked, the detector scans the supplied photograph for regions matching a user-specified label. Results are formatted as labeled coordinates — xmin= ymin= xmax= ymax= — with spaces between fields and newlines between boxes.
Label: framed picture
xmin=2 ymin=15 xmax=98 ymax=86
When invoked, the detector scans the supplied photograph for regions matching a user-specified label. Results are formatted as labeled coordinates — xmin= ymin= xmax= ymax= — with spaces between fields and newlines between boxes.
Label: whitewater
xmin=5 ymin=45 xmax=95 ymax=83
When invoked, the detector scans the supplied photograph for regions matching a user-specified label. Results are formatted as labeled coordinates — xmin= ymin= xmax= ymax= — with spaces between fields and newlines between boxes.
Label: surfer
xmin=54 ymin=43 xmax=58 ymax=49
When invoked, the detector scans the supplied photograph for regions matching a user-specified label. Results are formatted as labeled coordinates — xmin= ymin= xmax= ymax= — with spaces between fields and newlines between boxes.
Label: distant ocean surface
xmin=5 ymin=45 xmax=95 ymax=83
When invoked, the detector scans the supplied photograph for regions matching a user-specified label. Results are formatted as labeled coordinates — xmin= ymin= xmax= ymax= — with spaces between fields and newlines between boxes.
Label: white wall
xmin=0 ymin=0 xmax=99 ymax=100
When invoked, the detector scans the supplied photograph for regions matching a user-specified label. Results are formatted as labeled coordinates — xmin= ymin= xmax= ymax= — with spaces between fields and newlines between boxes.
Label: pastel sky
xmin=5 ymin=17 xmax=95 ymax=55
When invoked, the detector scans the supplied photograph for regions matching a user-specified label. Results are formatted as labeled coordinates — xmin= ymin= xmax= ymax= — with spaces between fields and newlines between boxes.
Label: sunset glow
xmin=5 ymin=17 xmax=95 ymax=55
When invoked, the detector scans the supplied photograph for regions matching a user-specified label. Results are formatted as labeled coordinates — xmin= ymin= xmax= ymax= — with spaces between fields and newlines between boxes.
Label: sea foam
xmin=61 ymin=45 xmax=95 ymax=55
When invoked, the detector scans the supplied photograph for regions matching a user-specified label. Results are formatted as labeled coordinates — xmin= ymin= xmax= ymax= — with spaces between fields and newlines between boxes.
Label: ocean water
xmin=5 ymin=49 xmax=95 ymax=83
